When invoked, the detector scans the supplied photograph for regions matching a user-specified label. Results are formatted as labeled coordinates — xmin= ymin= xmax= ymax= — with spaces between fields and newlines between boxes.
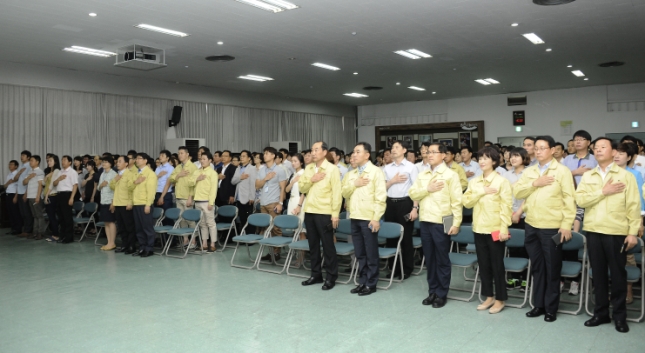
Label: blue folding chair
xmin=257 ymin=215 xmax=301 ymax=274
xmin=448 ymin=226 xmax=480 ymax=302
xmin=162 ymin=209 xmax=202 ymax=259
xmin=412 ymin=218 xmax=424 ymax=275
xmin=496 ymin=228 xmax=531 ymax=308
xmin=76 ymin=202 xmax=98 ymax=242
xmin=558 ymin=232 xmax=586 ymax=315
xmin=335 ymin=218 xmax=351 ymax=242
xmin=373 ymin=222 xmax=404 ymax=290
xmin=216 ymin=205 xmax=239 ymax=251
xmin=230 ymin=213 xmax=273 ymax=269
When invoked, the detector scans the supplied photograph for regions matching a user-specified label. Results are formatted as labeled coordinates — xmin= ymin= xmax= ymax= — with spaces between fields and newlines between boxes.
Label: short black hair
xmin=421 ymin=141 xmax=432 ymax=149
xmin=535 ymin=135 xmax=556 ymax=148
xmin=617 ymin=142 xmax=638 ymax=162
xmin=86 ymin=160 xmax=96 ymax=169
xmin=592 ymin=137 xmax=616 ymax=150
xmin=136 ymin=152 xmax=150 ymax=161
xmin=445 ymin=146 xmax=457 ymax=155
xmin=21 ymin=150 xmax=32 ymax=158
xmin=484 ymin=141 xmax=494 ymax=146
xmin=573 ymin=130 xmax=592 ymax=142
xmin=9 ymin=160 xmax=19 ymax=168
xmin=240 ymin=150 xmax=251 ymax=158
xmin=523 ymin=136 xmax=536 ymax=144
xmin=384 ymin=148 xmax=392 ymax=154
xmin=292 ymin=153 xmax=305 ymax=167
xmin=222 ymin=150 xmax=231 ymax=157
xmin=391 ymin=140 xmax=410 ymax=152
xmin=554 ymin=142 xmax=565 ymax=150
xmin=279 ymin=148 xmax=289 ymax=155
xmin=460 ymin=145 xmax=473 ymax=154
xmin=62 ymin=155 xmax=73 ymax=163
xmin=120 ymin=155 xmax=130 ymax=164
xmin=127 ymin=150 xmax=137 ymax=156
xmin=329 ymin=147 xmax=341 ymax=156
xmin=178 ymin=146 xmax=189 ymax=154
xmin=201 ymin=151 xmax=213 ymax=161
xmin=31 ymin=155 xmax=41 ymax=164
xmin=302 ymin=149 xmax=311 ymax=154
xmin=477 ymin=147 xmax=500 ymax=168
xmin=263 ymin=146 xmax=278 ymax=157
xmin=428 ymin=143 xmax=447 ymax=154
xmin=159 ymin=150 xmax=172 ymax=159
xmin=212 ymin=150 xmax=221 ymax=157
xmin=355 ymin=142 xmax=372 ymax=154
xmin=102 ymin=156 xmax=115 ymax=167
xmin=509 ymin=147 xmax=530 ymax=166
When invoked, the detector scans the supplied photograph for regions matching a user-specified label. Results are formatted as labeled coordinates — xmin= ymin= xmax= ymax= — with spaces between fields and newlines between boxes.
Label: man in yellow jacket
xmin=342 ymin=142 xmax=387 ymax=296
xmin=409 ymin=142 xmax=463 ymax=308
xmin=129 ymin=152 xmax=158 ymax=258
xmin=111 ymin=155 xmax=137 ymax=254
xmin=575 ymin=137 xmax=640 ymax=333
xmin=169 ymin=146 xmax=197 ymax=248
xmin=299 ymin=141 xmax=342 ymax=290
xmin=513 ymin=135 xmax=576 ymax=322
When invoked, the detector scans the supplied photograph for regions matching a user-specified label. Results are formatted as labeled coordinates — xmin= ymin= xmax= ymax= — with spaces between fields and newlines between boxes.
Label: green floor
xmin=1 ymin=230 xmax=643 ymax=353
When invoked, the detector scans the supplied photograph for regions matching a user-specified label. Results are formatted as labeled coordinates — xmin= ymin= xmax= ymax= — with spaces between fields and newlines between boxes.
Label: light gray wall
xmin=0 ymin=61 xmax=356 ymax=117
xmin=359 ymin=83 xmax=645 ymax=148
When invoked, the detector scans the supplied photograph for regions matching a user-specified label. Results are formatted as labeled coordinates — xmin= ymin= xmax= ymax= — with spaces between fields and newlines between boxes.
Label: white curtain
xmin=0 ymin=83 xmax=355 ymax=178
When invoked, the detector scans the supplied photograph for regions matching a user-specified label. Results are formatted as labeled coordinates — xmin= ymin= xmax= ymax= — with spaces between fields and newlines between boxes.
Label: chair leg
xmin=336 ymin=256 xmax=356 ymax=284
xmin=231 ymin=242 xmax=261 ymax=269
xmin=94 ymin=227 xmax=106 ymax=246
xmin=412 ymin=255 xmax=425 ymax=276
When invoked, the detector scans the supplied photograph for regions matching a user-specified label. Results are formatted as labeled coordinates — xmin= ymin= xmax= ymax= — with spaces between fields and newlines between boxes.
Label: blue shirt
xmin=562 ymin=153 xmax=597 ymax=186
xmin=538 ymin=161 xmax=551 ymax=175
xmin=16 ymin=162 xmax=32 ymax=195
xmin=459 ymin=160 xmax=482 ymax=181
xmin=626 ymin=166 xmax=645 ymax=214
xmin=155 ymin=162 xmax=174 ymax=193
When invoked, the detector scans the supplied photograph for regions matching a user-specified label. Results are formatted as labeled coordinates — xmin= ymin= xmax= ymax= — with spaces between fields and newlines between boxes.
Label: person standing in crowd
xmin=129 ymin=153 xmax=158 ymax=258
xmin=54 ymin=155 xmax=78 ymax=244
xmin=280 ymin=148 xmax=296 ymax=176
xmin=460 ymin=146 xmax=482 ymax=182
xmin=299 ymin=141 xmax=342 ymax=290
xmin=216 ymin=150 xmax=237 ymax=220
xmin=232 ymin=150 xmax=257 ymax=232
xmin=302 ymin=149 xmax=312 ymax=166
xmin=24 ymin=155 xmax=45 ymax=240
xmin=14 ymin=150 xmax=33 ymax=237
xmin=382 ymin=140 xmax=419 ymax=279
xmin=189 ymin=151 xmax=218 ymax=252
xmin=410 ymin=142 xmax=463 ymax=308
xmin=97 ymin=156 xmax=117 ymax=251
xmin=382 ymin=148 xmax=392 ymax=167
xmin=406 ymin=150 xmax=416 ymax=164
xmin=575 ymin=137 xmax=640 ymax=333
xmin=445 ymin=146 xmax=468 ymax=191
xmin=112 ymin=155 xmax=137 ymax=254
xmin=514 ymin=135 xmax=576 ymax=322
xmin=329 ymin=147 xmax=349 ymax=180
xmin=155 ymin=150 xmax=175 ymax=226
xmin=255 ymin=147 xmax=287 ymax=260
xmin=4 ymin=160 xmax=22 ymax=235
xmin=81 ymin=160 xmax=96 ymax=203
xmin=213 ymin=150 xmax=223 ymax=170
xmin=621 ymin=135 xmax=645 ymax=167
xmin=342 ymin=142 xmax=387 ymax=296
xmin=285 ymin=153 xmax=307 ymax=266
xmin=554 ymin=143 xmax=566 ymax=163
xmin=169 ymin=146 xmax=198 ymax=249
xmin=416 ymin=141 xmax=431 ymax=172
xmin=522 ymin=137 xmax=538 ymax=167
xmin=43 ymin=155 xmax=61 ymax=242
xmin=567 ymin=139 xmax=576 ymax=155
xmin=231 ymin=155 xmax=240 ymax=168
xmin=463 ymin=147 xmax=513 ymax=314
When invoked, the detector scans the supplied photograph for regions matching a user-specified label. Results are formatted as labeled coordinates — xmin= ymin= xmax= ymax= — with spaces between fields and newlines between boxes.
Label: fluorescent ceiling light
xmin=511 ymin=23 xmax=519 ymax=27
xmin=353 ymin=72 xmax=358 ymax=75
xmin=406 ymin=49 xmax=432 ymax=58
xmin=312 ymin=62 xmax=340 ymax=71
xmin=432 ymin=92 xmax=436 ymax=94
xmin=545 ymin=48 xmax=552 ymax=52
xmin=63 ymin=46 xmax=116 ymax=57
xmin=571 ymin=70 xmax=585 ymax=77
xmin=89 ymin=13 xmax=97 ymax=17
xmin=584 ymin=78 xmax=589 ymax=81
xmin=135 ymin=24 xmax=189 ymax=37
xmin=217 ymin=41 xmax=224 ymax=45
xmin=475 ymin=79 xmax=491 ymax=85
xmin=344 ymin=93 xmax=368 ymax=98
xmin=408 ymin=86 xmax=425 ymax=91
xmin=395 ymin=50 xmax=420 ymax=59
xmin=396 ymin=82 xmax=400 ymax=85
xmin=567 ymin=65 xmax=573 ymax=68
xmin=484 ymin=78 xmax=500 ymax=84
xmin=522 ymin=33 xmax=544 ymax=44
xmin=239 ymin=75 xmax=273 ymax=82
xmin=235 ymin=0 xmax=298 ymax=13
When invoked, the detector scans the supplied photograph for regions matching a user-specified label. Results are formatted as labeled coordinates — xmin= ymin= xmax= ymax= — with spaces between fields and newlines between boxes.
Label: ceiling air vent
xmin=599 ymin=61 xmax=625 ymax=68
xmin=533 ymin=0 xmax=575 ymax=5
xmin=205 ymin=55 xmax=235 ymax=62
xmin=508 ymin=96 xmax=527 ymax=106
xmin=363 ymin=86 xmax=383 ymax=90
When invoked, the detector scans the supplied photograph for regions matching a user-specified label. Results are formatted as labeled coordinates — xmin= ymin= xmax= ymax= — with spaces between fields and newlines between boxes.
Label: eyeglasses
xmin=427 ymin=151 xmax=443 ymax=154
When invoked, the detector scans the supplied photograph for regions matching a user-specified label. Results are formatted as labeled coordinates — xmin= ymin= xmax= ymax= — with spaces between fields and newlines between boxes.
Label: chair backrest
xmin=217 ymin=205 xmax=238 ymax=218
xmin=627 ymin=237 xmax=643 ymax=254
xmin=562 ymin=231 xmax=585 ymax=251
xmin=452 ymin=226 xmax=475 ymax=244
xmin=254 ymin=201 xmax=261 ymax=213
xmin=73 ymin=201 xmax=84 ymax=213
xmin=165 ymin=208 xmax=182 ymax=221
xmin=273 ymin=215 xmax=300 ymax=230
xmin=506 ymin=228 xmax=526 ymax=248
xmin=181 ymin=209 xmax=202 ymax=222
xmin=414 ymin=218 xmax=420 ymax=231
xmin=336 ymin=219 xmax=351 ymax=234
xmin=83 ymin=202 xmax=98 ymax=214
xmin=152 ymin=207 xmax=164 ymax=220
xmin=378 ymin=222 xmax=403 ymax=239
xmin=247 ymin=213 xmax=272 ymax=228
xmin=339 ymin=211 xmax=347 ymax=219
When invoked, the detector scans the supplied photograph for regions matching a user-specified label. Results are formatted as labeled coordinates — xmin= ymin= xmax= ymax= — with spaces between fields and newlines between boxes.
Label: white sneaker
xmin=560 ymin=281 xmax=564 ymax=293
xmin=568 ymin=281 xmax=579 ymax=296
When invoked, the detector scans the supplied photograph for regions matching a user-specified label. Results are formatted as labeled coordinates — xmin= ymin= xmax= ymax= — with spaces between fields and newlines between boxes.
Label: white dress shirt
xmin=382 ymin=159 xmax=419 ymax=198
xmin=57 ymin=167 xmax=77 ymax=192
xmin=5 ymin=170 xmax=18 ymax=194
xmin=460 ymin=160 xmax=482 ymax=181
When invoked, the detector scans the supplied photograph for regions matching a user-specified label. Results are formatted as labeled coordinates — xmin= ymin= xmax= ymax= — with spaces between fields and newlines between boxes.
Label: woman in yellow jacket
xmin=463 ymin=147 xmax=513 ymax=314
xmin=187 ymin=151 xmax=218 ymax=252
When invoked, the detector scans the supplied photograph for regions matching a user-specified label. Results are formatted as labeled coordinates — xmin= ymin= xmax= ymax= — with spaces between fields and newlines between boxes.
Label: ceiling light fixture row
xmin=238 ymin=74 xmax=274 ymax=82
xmin=475 ymin=78 xmax=500 ymax=86
xmin=135 ymin=24 xmax=189 ymax=37
xmin=235 ymin=0 xmax=299 ymax=13
xmin=522 ymin=33 xmax=544 ymax=44
xmin=312 ymin=62 xmax=340 ymax=71
xmin=344 ymin=93 xmax=368 ymax=98
xmin=394 ymin=49 xmax=432 ymax=60
xmin=63 ymin=46 xmax=116 ymax=57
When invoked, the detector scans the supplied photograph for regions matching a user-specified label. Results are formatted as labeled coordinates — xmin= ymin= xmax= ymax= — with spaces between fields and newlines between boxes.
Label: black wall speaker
xmin=169 ymin=106 xmax=183 ymax=127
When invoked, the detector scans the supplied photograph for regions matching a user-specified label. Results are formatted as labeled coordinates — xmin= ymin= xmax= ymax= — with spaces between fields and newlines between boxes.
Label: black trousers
xmin=235 ymin=201 xmax=254 ymax=231
xmin=44 ymin=195 xmax=60 ymax=236
xmin=304 ymin=213 xmax=338 ymax=282
xmin=384 ymin=197 xmax=414 ymax=275
xmin=587 ymin=232 xmax=628 ymax=321
xmin=17 ymin=195 xmax=33 ymax=233
xmin=57 ymin=192 xmax=74 ymax=241
xmin=474 ymin=232 xmax=508 ymax=300
xmin=133 ymin=206 xmax=156 ymax=252
xmin=115 ymin=206 xmax=136 ymax=249
xmin=6 ymin=193 xmax=23 ymax=233
xmin=525 ymin=223 xmax=562 ymax=314
xmin=154 ymin=192 xmax=174 ymax=226
xmin=351 ymin=219 xmax=380 ymax=288
xmin=420 ymin=222 xmax=451 ymax=298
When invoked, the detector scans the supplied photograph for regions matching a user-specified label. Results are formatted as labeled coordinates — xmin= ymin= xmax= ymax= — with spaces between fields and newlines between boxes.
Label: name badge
xmin=264 ymin=185 xmax=269 ymax=193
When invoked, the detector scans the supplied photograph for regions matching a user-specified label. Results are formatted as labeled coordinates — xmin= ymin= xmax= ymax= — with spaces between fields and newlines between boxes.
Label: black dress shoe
xmin=351 ymin=284 xmax=366 ymax=294
xmin=301 ymin=277 xmax=324 ymax=286
xmin=422 ymin=293 xmax=438 ymax=306
xmin=140 ymin=251 xmax=153 ymax=258
xmin=544 ymin=313 xmax=557 ymax=322
xmin=432 ymin=297 xmax=446 ymax=308
xmin=58 ymin=238 xmax=73 ymax=244
xmin=321 ymin=281 xmax=335 ymax=290
xmin=124 ymin=248 xmax=136 ymax=255
xmin=526 ymin=307 xmax=546 ymax=318
xmin=132 ymin=250 xmax=145 ymax=257
xmin=115 ymin=247 xmax=126 ymax=253
xmin=584 ymin=316 xmax=611 ymax=327
xmin=615 ymin=320 xmax=629 ymax=333
xmin=358 ymin=286 xmax=376 ymax=296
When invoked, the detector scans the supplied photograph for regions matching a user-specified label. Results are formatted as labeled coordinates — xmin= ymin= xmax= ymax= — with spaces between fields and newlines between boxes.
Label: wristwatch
xmin=298 ymin=204 xmax=302 ymax=207
xmin=413 ymin=206 xmax=419 ymax=210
